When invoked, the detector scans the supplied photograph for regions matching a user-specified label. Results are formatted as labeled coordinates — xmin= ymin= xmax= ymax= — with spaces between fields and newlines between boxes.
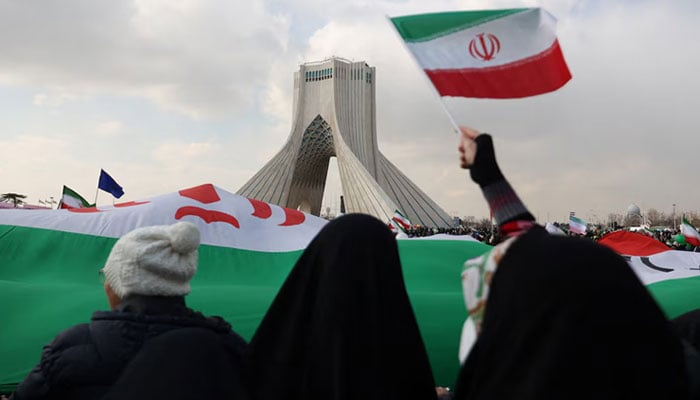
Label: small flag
xmin=98 ymin=169 xmax=124 ymax=199
xmin=59 ymin=186 xmax=93 ymax=209
xmin=569 ymin=215 xmax=587 ymax=235
xmin=681 ymin=216 xmax=700 ymax=247
xmin=388 ymin=221 xmax=399 ymax=233
xmin=544 ymin=222 xmax=565 ymax=236
xmin=391 ymin=209 xmax=412 ymax=233
xmin=390 ymin=8 xmax=571 ymax=99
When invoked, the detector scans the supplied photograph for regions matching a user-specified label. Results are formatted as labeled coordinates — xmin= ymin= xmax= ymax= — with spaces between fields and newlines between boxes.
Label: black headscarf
xmin=243 ymin=213 xmax=437 ymax=400
xmin=674 ymin=308 xmax=700 ymax=351
xmin=455 ymin=226 xmax=689 ymax=400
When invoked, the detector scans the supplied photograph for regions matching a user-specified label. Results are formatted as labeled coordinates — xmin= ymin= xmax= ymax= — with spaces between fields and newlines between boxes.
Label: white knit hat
xmin=102 ymin=222 xmax=200 ymax=298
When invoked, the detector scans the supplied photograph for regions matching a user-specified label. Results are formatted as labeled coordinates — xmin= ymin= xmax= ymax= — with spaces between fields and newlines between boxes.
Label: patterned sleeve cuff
xmin=481 ymin=180 xmax=535 ymax=231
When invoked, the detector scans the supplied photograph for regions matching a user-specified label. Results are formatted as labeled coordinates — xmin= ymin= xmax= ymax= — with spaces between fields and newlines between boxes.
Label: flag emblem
xmin=468 ymin=33 xmax=500 ymax=61
xmin=390 ymin=8 xmax=572 ymax=99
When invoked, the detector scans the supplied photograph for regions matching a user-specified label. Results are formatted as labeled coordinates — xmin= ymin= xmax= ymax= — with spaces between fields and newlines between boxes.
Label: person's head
xmin=456 ymin=228 xmax=688 ymax=400
xmin=101 ymin=221 xmax=200 ymax=309
xmin=244 ymin=213 xmax=436 ymax=400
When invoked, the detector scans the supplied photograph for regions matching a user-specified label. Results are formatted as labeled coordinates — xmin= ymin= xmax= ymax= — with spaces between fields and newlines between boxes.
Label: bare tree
xmin=607 ymin=213 xmax=624 ymax=229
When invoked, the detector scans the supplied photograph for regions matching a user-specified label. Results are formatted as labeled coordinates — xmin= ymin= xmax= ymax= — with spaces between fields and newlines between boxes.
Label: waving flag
xmin=0 ymin=183 xmax=490 ymax=390
xmin=681 ymin=216 xmax=700 ymax=247
xmin=569 ymin=215 xmax=587 ymax=235
xmin=390 ymin=8 xmax=571 ymax=99
xmin=98 ymin=169 xmax=124 ymax=199
xmin=5 ymin=185 xmax=698 ymax=395
xmin=598 ymin=230 xmax=700 ymax=318
xmin=391 ymin=209 xmax=412 ymax=233
xmin=58 ymin=185 xmax=93 ymax=209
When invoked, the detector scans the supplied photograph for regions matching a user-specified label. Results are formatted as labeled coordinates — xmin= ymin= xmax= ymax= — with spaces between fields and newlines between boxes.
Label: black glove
xmin=469 ymin=134 xmax=505 ymax=187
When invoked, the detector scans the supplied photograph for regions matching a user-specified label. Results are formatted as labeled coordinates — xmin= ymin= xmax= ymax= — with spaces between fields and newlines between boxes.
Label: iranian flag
xmin=2 ymin=186 xmax=699 ymax=392
xmin=0 ymin=183 xmax=490 ymax=390
xmin=391 ymin=209 xmax=412 ymax=232
xmin=58 ymin=185 xmax=93 ymax=209
xmin=681 ymin=215 xmax=700 ymax=247
xmin=390 ymin=8 xmax=571 ymax=98
xmin=569 ymin=215 xmax=587 ymax=235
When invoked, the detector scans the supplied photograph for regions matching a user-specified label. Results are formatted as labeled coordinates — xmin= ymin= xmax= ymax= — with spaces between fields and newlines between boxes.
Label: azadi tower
xmin=237 ymin=57 xmax=452 ymax=228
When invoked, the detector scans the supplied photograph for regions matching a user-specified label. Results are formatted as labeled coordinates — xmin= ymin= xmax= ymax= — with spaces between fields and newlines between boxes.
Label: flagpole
xmin=385 ymin=14 xmax=461 ymax=134
xmin=95 ymin=168 xmax=100 ymax=205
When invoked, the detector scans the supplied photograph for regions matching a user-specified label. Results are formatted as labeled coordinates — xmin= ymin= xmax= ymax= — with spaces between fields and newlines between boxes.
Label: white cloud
xmin=33 ymin=91 xmax=82 ymax=107
xmin=152 ymin=141 xmax=213 ymax=169
xmin=0 ymin=0 xmax=698 ymax=222
xmin=0 ymin=0 xmax=290 ymax=118
xmin=95 ymin=120 xmax=124 ymax=137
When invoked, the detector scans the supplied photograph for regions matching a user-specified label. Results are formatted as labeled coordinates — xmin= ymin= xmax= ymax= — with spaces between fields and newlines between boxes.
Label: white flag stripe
xmin=626 ymin=250 xmax=700 ymax=285
xmin=60 ymin=195 xmax=86 ymax=208
xmin=0 ymin=185 xmax=328 ymax=252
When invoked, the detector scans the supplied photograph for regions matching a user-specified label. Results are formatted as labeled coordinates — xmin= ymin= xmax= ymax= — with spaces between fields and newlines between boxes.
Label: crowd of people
xmin=402 ymin=218 xmax=698 ymax=251
xmin=4 ymin=127 xmax=699 ymax=399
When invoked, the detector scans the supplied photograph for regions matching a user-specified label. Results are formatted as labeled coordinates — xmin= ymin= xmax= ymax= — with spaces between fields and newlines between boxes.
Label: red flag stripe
xmin=425 ymin=40 xmax=571 ymax=98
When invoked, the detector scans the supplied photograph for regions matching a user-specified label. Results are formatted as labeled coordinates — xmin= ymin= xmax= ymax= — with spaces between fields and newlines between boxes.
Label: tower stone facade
xmin=237 ymin=57 xmax=452 ymax=228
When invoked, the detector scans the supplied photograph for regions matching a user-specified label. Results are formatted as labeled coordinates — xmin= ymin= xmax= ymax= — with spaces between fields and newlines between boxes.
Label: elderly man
xmin=11 ymin=222 xmax=246 ymax=399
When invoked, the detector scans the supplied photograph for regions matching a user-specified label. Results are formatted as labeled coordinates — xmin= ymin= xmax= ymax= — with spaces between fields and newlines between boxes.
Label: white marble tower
xmin=237 ymin=57 xmax=452 ymax=228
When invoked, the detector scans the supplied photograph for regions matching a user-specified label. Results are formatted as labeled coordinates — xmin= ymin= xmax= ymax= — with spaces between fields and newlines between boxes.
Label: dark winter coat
xmin=11 ymin=295 xmax=246 ymax=400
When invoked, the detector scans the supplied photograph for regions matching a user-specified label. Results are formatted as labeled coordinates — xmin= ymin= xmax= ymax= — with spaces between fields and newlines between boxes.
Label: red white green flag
xmin=0 ymin=183 xmax=490 ymax=390
xmin=391 ymin=209 xmax=412 ymax=232
xmin=569 ymin=215 xmax=587 ymax=235
xmin=58 ymin=185 xmax=93 ymax=209
xmin=681 ymin=215 xmax=700 ymax=247
xmin=390 ymin=8 xmax=572 ymax=98
xmin=3 ymin=183 xmax=698 ymax=392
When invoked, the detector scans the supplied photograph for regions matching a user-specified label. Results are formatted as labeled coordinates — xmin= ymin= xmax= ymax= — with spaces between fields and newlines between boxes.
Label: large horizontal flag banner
xmin=1 ymin=185 xmax=698 ymax=391
xmin=0 ymin=183 xmax=490 ymax=390
xmin=598 ymin=230 xmax=700 ymax=318
xmin=391 ymin=8 xmax=572 ymax=98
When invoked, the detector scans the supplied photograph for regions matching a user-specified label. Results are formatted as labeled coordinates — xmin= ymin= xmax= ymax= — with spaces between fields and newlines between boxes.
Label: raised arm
xmin=458 ymin=127 xmax=535 ymax=238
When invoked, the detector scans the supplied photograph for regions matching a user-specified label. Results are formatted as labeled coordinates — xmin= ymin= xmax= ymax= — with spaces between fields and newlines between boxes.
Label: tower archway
xmin=237 ymin=57 xmax=453 ymax=228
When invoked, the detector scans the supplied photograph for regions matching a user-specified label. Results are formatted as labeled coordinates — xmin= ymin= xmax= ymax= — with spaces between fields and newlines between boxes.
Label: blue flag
xmin=98 ymin=169 xmax=124 ymax=199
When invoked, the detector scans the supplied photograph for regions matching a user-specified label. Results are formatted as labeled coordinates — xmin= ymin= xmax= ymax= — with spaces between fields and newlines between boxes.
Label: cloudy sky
xmin=1 ymin=0 xmax=697 ymax=223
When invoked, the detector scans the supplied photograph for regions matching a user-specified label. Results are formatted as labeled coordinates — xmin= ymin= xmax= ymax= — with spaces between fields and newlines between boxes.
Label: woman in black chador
xmin=243 ymin=213 xmax=437 ymax=400
xmin=454 ymin=126 xmax=690 ymax=400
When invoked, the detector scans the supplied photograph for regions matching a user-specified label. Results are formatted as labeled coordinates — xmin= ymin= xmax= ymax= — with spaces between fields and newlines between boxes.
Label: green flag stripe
xmin=570 ymin=216 xmax=586 ymax=225
xmin=647 ymin=275 xmax=700 ymax=318
xmin=62 ymin=185 xmax=92 ymax=207
xmin=0 ymin=224 xmax=491 ymax=388
xmin=391 ymin=8 xmax=530 ymax=42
